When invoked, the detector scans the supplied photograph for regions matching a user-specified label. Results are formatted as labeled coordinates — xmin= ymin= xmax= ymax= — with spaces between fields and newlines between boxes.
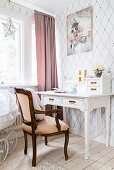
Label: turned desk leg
xmin=96 ymin=108 xmax=101 ymax=137
xmin=41 ymin=105 xmax=46 ymax=141
xmin=84 ymin=108 xmax=90 ymax=160
xmin=63 ymin=107 xmax=67 ymax=123
xmin=106 ymin=97 xmax=111 ymax=148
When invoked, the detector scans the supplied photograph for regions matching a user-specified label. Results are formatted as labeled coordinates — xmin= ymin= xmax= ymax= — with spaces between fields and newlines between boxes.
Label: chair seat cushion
xmin=21 ymin=116 xmax=69 ymax=135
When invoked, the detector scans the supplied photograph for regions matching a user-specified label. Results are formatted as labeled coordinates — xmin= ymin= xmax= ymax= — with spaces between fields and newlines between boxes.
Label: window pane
xmin=32 ymin=25 xmax=37 ymax=85
xmin=0 ymin=17 xmax=21 ymax=84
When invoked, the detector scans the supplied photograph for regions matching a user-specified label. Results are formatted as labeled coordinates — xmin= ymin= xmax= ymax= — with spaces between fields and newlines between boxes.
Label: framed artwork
xmin=67 ymin=6 xmax=93 ymax=55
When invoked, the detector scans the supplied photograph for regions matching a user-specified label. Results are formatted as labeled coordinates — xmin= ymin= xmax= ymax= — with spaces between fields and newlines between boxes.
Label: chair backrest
xmin=15 ymin=88 xmax=35 ymax=124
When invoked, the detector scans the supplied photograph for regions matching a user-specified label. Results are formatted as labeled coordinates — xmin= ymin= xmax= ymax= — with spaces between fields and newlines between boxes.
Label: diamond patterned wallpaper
xmin=0 ymin=0 xmax=114 ymax=146
xmin=55 ymin=0 xmax=114 ymax=145
xmin=0 ymin=0 xmax=34 ymax=19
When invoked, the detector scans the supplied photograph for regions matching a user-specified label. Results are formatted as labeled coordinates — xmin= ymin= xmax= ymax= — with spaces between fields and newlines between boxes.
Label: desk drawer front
xmin=63 ymin=98 xmax=84 ymax=107
xmin=87 ymin=79 xmax=100 ymax=86
xmin=44 ymin=96 xmax=61 ymax=105
xmin=88 ymin=86 xmax=100 ymax=94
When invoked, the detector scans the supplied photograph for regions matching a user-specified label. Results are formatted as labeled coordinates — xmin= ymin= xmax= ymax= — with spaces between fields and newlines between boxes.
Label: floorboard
xmin=0 ymin=134 xmax=114 ymax=170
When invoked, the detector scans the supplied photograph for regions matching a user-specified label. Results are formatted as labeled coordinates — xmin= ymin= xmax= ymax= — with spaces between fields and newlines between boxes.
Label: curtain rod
xmin=10 ymin=0 xmax=56 ymax=17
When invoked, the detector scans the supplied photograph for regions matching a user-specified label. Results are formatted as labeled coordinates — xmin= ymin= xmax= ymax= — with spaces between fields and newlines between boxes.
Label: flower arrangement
xmin=93 ymin=65 xmax=105 ymax=71
xmin=93 ymin=65 xmax=105 ymax=77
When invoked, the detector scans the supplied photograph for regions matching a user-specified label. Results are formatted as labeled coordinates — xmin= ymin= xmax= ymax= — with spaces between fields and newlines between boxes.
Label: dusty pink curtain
xmin=34 ymin=10 xmax=58 ymax=91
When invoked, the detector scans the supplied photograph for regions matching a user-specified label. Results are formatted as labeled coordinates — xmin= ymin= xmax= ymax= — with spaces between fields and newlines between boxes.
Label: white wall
xmin=56 ymin=0 xmax=114 ymax=146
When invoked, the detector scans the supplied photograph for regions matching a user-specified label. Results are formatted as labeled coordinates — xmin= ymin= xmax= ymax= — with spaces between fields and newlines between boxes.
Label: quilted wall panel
xmin=55 ymin=0 xmax=114 ymax=145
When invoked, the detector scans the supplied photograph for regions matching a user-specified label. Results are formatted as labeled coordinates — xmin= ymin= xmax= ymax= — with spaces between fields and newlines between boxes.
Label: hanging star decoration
xmin=2 ymin=17 xmax=16 ymax=38
xmin=2 ymin=0 xmax=16 ymax=38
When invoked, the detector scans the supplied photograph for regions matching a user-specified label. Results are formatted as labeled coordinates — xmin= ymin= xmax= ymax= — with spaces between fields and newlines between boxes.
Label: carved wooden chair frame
xmin=15 ymin=88 xmax=69 ymax=167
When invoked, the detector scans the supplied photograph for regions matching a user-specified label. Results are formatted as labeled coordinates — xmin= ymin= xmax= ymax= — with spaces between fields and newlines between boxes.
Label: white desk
xmin=37 ymin=91 xmax=111 ymax=159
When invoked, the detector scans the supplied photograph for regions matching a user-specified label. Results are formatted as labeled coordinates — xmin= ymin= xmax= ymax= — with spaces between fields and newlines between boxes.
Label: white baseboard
xmin=15 ymin=129 xmax=23 ymax=138
xmin=69 ymin=128 xmax=114 ymax=147
xmin=70 ymin=128 xmax=84 ymax=136
xmin=15 ymin=128 xmax=114 ymax=147
xmin=110 ymin=136 xmax=114 ymax=147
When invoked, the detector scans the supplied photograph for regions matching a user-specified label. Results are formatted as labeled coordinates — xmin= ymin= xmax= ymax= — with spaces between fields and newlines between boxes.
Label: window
xmin=0 ymin=16 xmax=22 ymax=84
xmin=0 ymin=16 xmax=37 ymax=86
xmin=31 ymin=24 xmax=37 ymax=85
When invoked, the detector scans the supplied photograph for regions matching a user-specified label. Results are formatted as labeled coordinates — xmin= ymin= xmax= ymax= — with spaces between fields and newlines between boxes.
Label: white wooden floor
xmin=1 ymin=134 xmax=114 ymax=170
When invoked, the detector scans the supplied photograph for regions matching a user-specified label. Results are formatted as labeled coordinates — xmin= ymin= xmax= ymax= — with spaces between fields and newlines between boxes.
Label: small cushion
xmin=21 ymin=116 xmax=69 ymax=135
xmin=26 ymin=88 xmax=45 ymax=120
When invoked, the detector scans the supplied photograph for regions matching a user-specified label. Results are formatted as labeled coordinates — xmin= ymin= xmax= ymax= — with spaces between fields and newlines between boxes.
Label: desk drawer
xmin=88 ymin=86 xmax=100 ymax=94
xmin=44 ymin=96 xmax=62 ymax=105
xmin=63 ymin=98 xmax=84 ymax=107
xmin=87 ymin=79 xmax=100 ymax=86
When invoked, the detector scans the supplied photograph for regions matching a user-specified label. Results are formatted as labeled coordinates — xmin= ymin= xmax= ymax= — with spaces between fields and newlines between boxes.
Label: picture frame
xmin=67 ymin=6 xmax=93 ymax=56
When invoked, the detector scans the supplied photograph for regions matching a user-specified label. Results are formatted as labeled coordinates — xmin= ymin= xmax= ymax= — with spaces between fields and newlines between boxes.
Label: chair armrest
xmin=34 ymin=109 xmax=61 ymax=131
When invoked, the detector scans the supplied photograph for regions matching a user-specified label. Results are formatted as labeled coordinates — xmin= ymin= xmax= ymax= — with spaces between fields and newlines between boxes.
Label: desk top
xmin=37 ymin=91 xmax=114 ymax=98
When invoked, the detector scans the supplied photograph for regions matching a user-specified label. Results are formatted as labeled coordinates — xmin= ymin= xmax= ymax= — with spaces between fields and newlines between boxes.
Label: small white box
xmin=86 ymin=74 xmax=111 ymax=95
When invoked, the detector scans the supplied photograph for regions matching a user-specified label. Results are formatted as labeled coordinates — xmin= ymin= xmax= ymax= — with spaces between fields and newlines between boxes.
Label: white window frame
xmin=31 ymin=23 xmax=37 ymax=86
xmin=0 ymin=14 xmax=23 ymax=85
xmin=0 ymin=13 xmax=37 ymax=86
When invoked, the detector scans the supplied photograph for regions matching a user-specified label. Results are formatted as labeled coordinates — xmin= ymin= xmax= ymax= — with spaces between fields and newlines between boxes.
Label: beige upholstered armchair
xmin=15 ymin=88 xmax=69 ymax=167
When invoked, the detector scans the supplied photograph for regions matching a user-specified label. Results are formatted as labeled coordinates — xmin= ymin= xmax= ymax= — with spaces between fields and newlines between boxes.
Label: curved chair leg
xmin=24 ymin=131 xmax=27 ymax=155
xmin=32 ymin=134 xmax=37 ymax=167
xmin=45 ymin=136 xmax=48 ymax=145
xmin=64 ymin=129 xmax=69 ymax=161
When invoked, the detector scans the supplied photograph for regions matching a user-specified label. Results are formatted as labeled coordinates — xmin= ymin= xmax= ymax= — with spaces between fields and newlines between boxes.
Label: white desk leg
xmin=52 ymin=105 xmax=57 ymax=118
xmin=84 ymin=108 xmax=90 ymax=159
xmin=53 ymin=105 xmax=57 ymax=109
xmin=96 ymin=108 xmax=101 ymax=136
xmin=106 ymin=97 xmax=111 ymax=147
xmin=63 ymin=107 xmax=66 ymax=123
xmin=42 ymin=104 xmax=46 ymax=141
